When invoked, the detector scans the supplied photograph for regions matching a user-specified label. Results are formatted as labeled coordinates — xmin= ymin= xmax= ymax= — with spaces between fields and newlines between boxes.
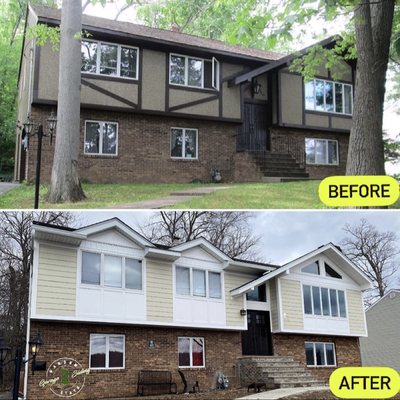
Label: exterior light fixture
xmin=252 ymin=79 xmax=262 ymax=96
xmin=240 ymin=309 xmax=247 ymax=316
xmin=20 ymin=111 xmax=58 ymax=209
xmin=29 ymin=332 xmax=43 ymax=357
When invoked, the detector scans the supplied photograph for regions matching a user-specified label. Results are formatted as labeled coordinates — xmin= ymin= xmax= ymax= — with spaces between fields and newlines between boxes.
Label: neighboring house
xmin=15 ymin=4 xmax=355 ymax=184
xmin=25 ymin=218 xmax=371 ymax=399
xmin=360 ymin=289 xmax=400 ymax=372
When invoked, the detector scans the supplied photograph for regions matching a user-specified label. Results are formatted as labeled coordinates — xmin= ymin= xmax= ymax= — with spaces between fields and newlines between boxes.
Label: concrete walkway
xmin=107 ymin=186 xmax=230 ymax=209
xmin=0 ymin=182 xmax=19 ymax=196
xmin=237 ymin=386 xmax=329 ymax=400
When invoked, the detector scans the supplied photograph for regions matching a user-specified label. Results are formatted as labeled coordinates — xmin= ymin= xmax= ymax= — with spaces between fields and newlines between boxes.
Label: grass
xmin=1 ymin=181 xmax=399 ymax=209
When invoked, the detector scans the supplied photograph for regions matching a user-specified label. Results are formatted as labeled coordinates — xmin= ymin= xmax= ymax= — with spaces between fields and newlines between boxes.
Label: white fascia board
xmin=76 ymin=218 xmax=155 ymax=248
xmin=171 ymin=238 xmax=230 ymax=262
xmin=278 ymin=327 xmax=368 ymax=338
xmin=226 ymin=260 xmax=276 ymax=273
xmin=144 ymin=247 xmax=181 ymax=262
xmin=33 ymin=225 xmax=86 ymax=246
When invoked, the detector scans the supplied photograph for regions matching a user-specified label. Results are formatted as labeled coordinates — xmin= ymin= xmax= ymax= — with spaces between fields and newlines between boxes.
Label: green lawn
xmin=1 ymin=181 xmax=398 ymax=209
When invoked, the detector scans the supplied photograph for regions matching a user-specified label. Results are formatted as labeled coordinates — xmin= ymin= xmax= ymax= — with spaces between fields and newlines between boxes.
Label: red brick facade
xmin=27 ymin=321 xmax=242 ymax=400
xmin=270 ymin=128 xmax=349 ymax=179
xmin=22 ymin=106 xmax=349 ymax=184
xmin=272 ymin=333 xmax=361 ymax=382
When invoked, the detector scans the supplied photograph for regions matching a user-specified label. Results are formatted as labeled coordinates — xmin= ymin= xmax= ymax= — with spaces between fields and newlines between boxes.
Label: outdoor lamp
xmin=47 ymin=111 xmax=57 ymax=132
xmin=252 ymin=79 xmax=262 ymax=96
xmin=29 ymin=332 xmax=43 ymax=357
xmin=23 ymin=114 xmax=34 ymax=135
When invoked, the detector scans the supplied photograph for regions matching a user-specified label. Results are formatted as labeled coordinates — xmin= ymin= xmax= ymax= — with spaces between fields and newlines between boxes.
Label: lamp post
xmin=0 ymin=333 xmax=44 ymax=400
xmin=23 ymin=112 xmax=57 ymax=209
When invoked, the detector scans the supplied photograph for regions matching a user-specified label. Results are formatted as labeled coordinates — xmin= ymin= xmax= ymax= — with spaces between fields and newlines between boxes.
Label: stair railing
xmin=272 ymin=135 xmax=305 ymax=168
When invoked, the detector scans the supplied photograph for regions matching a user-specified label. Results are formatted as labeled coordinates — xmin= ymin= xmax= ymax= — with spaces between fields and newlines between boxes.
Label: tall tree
xmin=47 ymin=0 xmax=85 ymax=203
xmin=0 ymin=211 xmax=74 ymax=384
xmin=341 ymin=219 xmax=400 ymax=304
xmin=141 ymin=211 xmax=261 ymax=260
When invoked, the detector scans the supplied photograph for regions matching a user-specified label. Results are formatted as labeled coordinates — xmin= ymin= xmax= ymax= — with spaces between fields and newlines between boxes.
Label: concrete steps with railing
xmin=238 ymin=356 xmax=326 ymax=389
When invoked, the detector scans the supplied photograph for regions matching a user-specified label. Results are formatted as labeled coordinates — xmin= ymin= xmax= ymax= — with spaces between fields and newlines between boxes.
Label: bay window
xmin=81 ymin=40 xmax=138 ymax=79
xmin=90 ymin=334 xmax=125 ymax=369
xmin=305 ymin=138 xmax=338 ymax=166
xmin=305 ymin=79 xmax=353 ymax=115
xmin=305 ymin=342 xmax=336 ymax=367
xmin=178 ymin=337 xmax=205 ymax=368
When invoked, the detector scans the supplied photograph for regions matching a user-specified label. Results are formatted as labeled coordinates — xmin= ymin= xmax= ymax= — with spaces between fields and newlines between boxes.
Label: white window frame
xmin=80 ymin=250 xmax=143 ymax=292
xmin=305 ymin=78 xmax=353 ymax=115
xmin=175 ymin=266 xmax=222 ymax=300
xmin=89 ymin=334 xmax=125 ymax=370
xmin=178 ymin=337 xmax=205 ymax=368
xmin=81 ymin=39 xmax=139 ymax=80
xmin=169 ymin=53 xmax=220 ymax=91
xmin=302 ymin=284 xmax=347 ymax=319
xmin=84 ymin=120 xmax=119 ymax=156
xmin=170 ymin=127 xmax=199 ymax=160
xmin=305 ymin=342 xmax=336 ymax=367
xmin=305 ymin=138 xmax=339 ymax=166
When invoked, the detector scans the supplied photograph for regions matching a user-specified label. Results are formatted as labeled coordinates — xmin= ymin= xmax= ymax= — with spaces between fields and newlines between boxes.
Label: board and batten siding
xmin=346 ymin=289 xmax=366 ymax=335
xmin=269 ymin=278 xmax=279 ymax=331
xmin=36 ymin=244 xmax=77 ymax=316
xmin=146 ymin=260 xmax=173 ymax=322
xmin=225 ymin=272 xmax=254 ymax=327
xmin=279 ymin=278 xmax=304 ymax=330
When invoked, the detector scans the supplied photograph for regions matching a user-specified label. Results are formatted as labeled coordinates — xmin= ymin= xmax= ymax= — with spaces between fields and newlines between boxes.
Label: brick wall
xmin=270 ymin=128 xmax=349 ymax=179
xmin=272 ymin=333 xmax=361 ymax=382
xmin=27 ymin=321 xmax=242 ymax=400
xmin=25 ymin=106 xmax=238 ymax=184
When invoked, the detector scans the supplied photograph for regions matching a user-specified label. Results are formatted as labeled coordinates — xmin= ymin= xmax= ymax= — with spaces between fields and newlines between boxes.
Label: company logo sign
xmin=39 ymin=357 xmax=89 ymax=398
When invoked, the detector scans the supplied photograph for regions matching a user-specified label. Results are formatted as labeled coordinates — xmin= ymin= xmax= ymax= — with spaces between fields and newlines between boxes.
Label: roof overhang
xmin=231 ymin=243 xmax=373 ymax=297
xmin=171 ymin=238 xmax=231 ymax=262
xmin=33 ymin=225 xmax=86 ymax=246
xmin=225 ymin=259 xmax=276 ymax=273
xmin=144 ymin=248 xmax=181 ymax=262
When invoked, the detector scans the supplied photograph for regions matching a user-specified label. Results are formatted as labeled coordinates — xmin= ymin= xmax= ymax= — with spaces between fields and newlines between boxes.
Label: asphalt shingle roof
xmin=30 ymin=4 xmax=284 ymax=62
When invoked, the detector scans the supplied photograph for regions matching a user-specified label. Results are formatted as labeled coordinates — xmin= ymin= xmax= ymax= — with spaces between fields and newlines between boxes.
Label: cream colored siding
xmin=280 ymin=278 xmax=304 ymax=330
xmin=269 ymin=278 xmax=279 ymax=331
xmin=225 ymin=272 xmax=254 ymax=326
xmin=36 ymin=245 xmax=77 ymax=316
xmin=280 ymin=73 xmax=303 ymax=125
xmin=347 ymin=289 xmax=366 ymax=335
xmin=142 ymin=49 xmax=165 ymax=111
xmin=146 ymin=260 xmax=173 ymax=322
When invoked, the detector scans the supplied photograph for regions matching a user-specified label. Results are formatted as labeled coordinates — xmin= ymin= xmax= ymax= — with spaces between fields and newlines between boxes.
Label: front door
xmin=237 ymin=102 xmax=269 ymax=152
xmin=241 ymin=311 xmax=273 ymax=356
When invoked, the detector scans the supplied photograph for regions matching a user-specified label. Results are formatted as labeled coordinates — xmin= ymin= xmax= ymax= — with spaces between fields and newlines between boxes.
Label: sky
xmin=80 ymin=0 xmax=400 ymax=175
xmin=71 ymin=210 xmax=400 ymax=268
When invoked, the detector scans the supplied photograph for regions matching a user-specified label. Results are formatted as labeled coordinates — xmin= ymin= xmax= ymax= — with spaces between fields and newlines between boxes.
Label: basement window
xmin=305 ymin=138 xmax=338 ymax=166
xmin=305 ymin=342 xmax=336 ymax=367
xmin=90 ymin=334 xmax=125 ymax=369
xmin=178 ymin=337 xmax=205 ymax=368
xmin=170 ymin=128 xmax=198 ymax=159
xmin=84 ymin=121 xmax=118 ymax=156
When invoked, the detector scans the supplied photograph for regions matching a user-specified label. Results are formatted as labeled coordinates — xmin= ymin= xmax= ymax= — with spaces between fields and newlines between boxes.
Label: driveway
xmin=0 ymin=182 xmax=19 ymax=196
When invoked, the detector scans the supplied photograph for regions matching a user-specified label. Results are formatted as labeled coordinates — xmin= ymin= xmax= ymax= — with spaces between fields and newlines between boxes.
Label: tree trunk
xmin=346 ymin=0 xmax=395 ymax=175
xmin=47 ymin=0 xmax=85 ymax=203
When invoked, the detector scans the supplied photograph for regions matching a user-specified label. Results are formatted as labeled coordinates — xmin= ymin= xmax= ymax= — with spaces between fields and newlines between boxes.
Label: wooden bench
xmin=137 ymin=370 xmax=177 ymax=396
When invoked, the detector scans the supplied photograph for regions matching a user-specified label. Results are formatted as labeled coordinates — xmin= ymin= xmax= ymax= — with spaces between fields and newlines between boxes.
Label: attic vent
xmin=389 ymin=292 xmax=396 ymax=300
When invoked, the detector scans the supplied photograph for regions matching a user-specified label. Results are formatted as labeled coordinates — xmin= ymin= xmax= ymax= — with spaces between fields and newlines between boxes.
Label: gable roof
xmin=366 ymin=289 xmax=400 ymax=312
xmin=29 ymin=4 xmax=283 ymax=62
xmin=230 ymin=36 xmax=339 ymax=85
xmin=231 ymin=242 xmax=373 ymax=296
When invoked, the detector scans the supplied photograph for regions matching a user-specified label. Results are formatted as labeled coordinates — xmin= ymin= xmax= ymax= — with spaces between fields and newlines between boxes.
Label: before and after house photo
xmin=0 ymin=0 xmax=399 ymax=399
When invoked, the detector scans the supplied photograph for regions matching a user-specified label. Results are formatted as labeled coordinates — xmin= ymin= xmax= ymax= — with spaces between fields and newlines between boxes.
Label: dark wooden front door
xmin=241 ymin=311 xmax=273 ymax=356
xmin=237 ymin=102 xmax=269 ymax=151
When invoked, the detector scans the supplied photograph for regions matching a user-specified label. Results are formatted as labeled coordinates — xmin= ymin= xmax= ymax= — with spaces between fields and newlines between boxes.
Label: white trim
xmin=212 ymin=57 xmax=220 ymax=90
xmin=178 ymin=337 xmax=205 ymax=368
xmin=277 ymin=327 xmax=367 ymax=337
xmin=81 ymin=38 xmax=139 ymax=80
xmin=84 ymin=120 xmax=119 ymax=156
xmin=172 ymin=238 xmax=230 ymax=262
xmin=305 ymin=138 xmax=339 ymax=166
xmin=305 ymin=341 xmax=337 ymax=367
xmin=170 ymin=127 xmax=199 ymax=160
xmin=89 ymin=334 xmax=125 ymax=370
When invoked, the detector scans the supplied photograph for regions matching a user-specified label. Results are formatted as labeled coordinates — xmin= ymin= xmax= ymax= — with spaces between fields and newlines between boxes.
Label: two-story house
xmin=15 ymin=4 xmax=355 ymax=184
xmin=25 ymin=218 xmax=371 ymax=399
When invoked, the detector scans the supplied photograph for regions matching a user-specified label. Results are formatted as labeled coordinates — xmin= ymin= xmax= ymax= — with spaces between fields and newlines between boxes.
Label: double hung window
xmin=90 ymin=334 xmax=125 ymax=369
xmin=305 ymin=138 xmax=338 ymax=166
xmin=178 ymin=337 xmax=205 ymax=367
xmin=170 ymin=128 xmax=198 ymax=159
xmin=84 ymin=121 xmax=118 ymax=156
